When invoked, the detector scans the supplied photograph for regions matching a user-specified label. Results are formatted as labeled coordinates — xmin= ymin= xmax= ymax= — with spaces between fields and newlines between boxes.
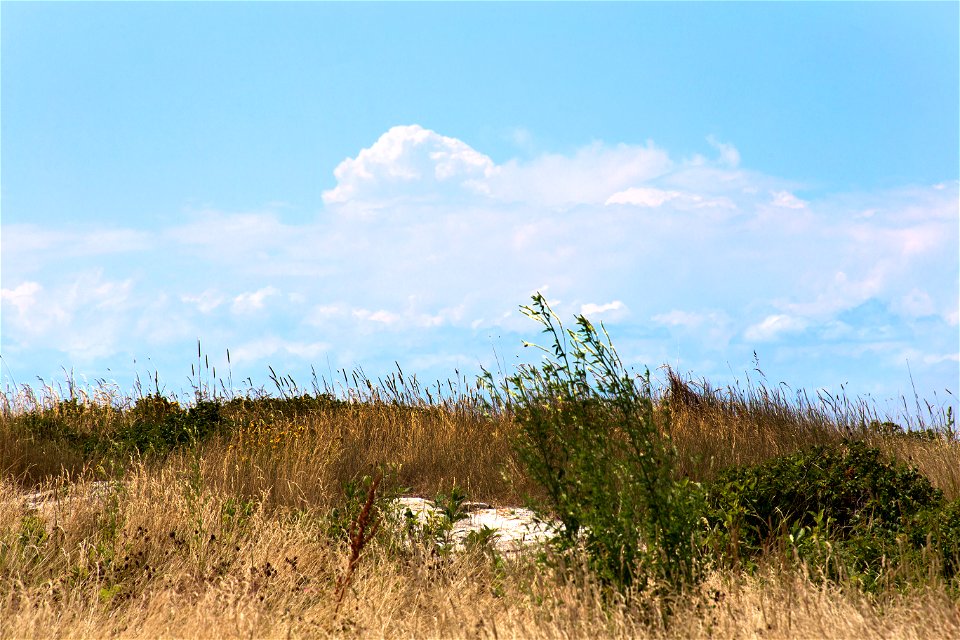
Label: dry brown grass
xmin=1 ymin=372 xmax=958 ymax=638
xmin=2 ymin=467 xmax=958 ymax=640
xmin=211 ymin=400 xmax=536 ymax=510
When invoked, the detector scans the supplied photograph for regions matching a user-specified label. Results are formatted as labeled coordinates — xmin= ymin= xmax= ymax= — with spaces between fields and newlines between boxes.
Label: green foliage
xmin=220 ymin=497 xmax=257 ymax=532
xmin=114 ymin=396 xmax=227 ymax=457
xmin=16 ymin=399 xmax=108 ymax=455
xmin=10 ymin=394 xmax=230 ymax=470
xmin=17 ymin=513 xmax=49 ymax=551
xmin=326 ymin=467 xmax=407 ymax=545
xmin=482 ymin=293 xmax=703 ymax=592
xmin=710 ymin=441 xmax=941 ymax=544
xmin=434 ymin=485 xmax=469 ymax=528
xmin=463 ymin=525 xmax=501 ymax=556
xmin=867 ymin=420 xmax=957 ymax=442
xmin=912 ymin=497 xmax=960 ymax=582
xmin=706 ymin=441 xmax=958 ymax=590
xmin=407 ymin=485 xmax=470 ymax=554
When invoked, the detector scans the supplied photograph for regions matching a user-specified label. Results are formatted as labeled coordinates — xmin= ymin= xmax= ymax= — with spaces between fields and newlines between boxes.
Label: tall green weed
xmin=482 ymin=294 xmax=703 ymax=592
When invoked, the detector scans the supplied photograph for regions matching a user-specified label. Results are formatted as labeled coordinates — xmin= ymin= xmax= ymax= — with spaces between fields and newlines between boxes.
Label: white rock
xmin=391 ymin=496 xmax=561 ymax=556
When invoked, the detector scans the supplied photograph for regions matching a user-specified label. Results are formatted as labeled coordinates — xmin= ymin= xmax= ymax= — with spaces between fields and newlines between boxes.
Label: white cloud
xmin=323 ymin=126 xmax=678 ymax=210
xmin=770 ymin=190 xmax=807 ymax=209
xmin=166 ymin=210 xmax=302 ymax=272
xmin=322 ymin=125 xmax=496 ymax=206
xmin=896 ymin=288 xmax=936 ymax=318
xmin=0 ymin=281 xmax=42 ymax=315
xmin=0 ymin=272 xmax=137 ymax=362
xmin=605 ymin=187 xmax=682 ymax=207
xmin=604 ymin=186 xmax=736 ymax=210
xmin=352 ymin=308 xmax=400 ymax=325
xmin=922 ymin=352 xmax=960 ymax=365
xmin=652 ymin=309 xmax=710 ymax=329
xmin=707 ymin=135 xmax=741 ymax=168
xmin=306 ymin=304 xmax=347 ymax=324
xmin=232 ymin=287 xmax=278 ymax=314
xmin=651 ymin=309 xmax=737 ymax=353
xmin=744 ymin=314 xmax=809 ymax=342
xmin=181 ymin=290 xmax=225 ymax=314
xmin=580 ymin=300 xmax=626 ymax=318
xmin=487 ymin=141 xmax=674 ymax=207
xmin=2 ymin=225 xmax=151 ymax=281
xmin=3 ymin=126 xmax=956 ymax=409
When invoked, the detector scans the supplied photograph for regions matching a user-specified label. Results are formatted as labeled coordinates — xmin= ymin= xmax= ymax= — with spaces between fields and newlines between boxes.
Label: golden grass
xmin=2 ymin=466 xmax=958 ymax=640
xmin=1 ymin=371 xmax=958 ymax=638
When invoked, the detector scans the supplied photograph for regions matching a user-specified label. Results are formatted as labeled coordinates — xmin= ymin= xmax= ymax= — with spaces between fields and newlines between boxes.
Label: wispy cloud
xmin=706 ymin=135 xmax=741 ymax=168
xmin=232 ymin=287 xmax=279 ymax=314
xmin=744 ymin=314 xmax=809 ymax=342
xmin=580 ymin=300 xmax=627 ymax=319
xmin=770 ymin=190 xmax=808 ymax=209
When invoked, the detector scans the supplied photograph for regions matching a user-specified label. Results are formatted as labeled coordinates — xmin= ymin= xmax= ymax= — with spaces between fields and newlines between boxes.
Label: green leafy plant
xmin=326 ymin=467 xmax=405 ymax=544
xmin=482 ymin=293 xmax=704 ymax=592
xmin=463 ymin=525 xmax=502 ymax=561
xmin=119 ymin=398 xmax=227 ymax=456
xmin=388 ymin=484 xmax=471 ymax=558
xmin=707 ymin=441 xmax=958 ymax=590
xmin=709 ymin=441 xmax=941 ymax=548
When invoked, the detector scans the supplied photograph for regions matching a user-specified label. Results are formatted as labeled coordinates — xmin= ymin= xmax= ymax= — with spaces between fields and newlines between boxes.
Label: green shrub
xmin=114 ymin=396 xmax=227 ymax=457
xmin=911 ymin=497 xmax=960 ymax=583
xmin=707 ymin=441 xmax=957 ymax=589
xmin=17 ymin=399 xmax=108 ymax=455
xmin=482 ymin=293 xmax=703 ymax=592
xmin=710 ymin=441 xmax=941 ymax=543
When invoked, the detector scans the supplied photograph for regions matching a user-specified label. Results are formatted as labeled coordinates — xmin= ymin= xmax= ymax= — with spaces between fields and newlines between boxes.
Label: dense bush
xmin=114 ymin=396 xmax=228 ymax=456
xmin=16 ymin=398 xmax=117 ymax=456
xmin=12 ymin=394 xmax=230 ymax=462
xmin=706 ymin=440 xmax=959 ymax=589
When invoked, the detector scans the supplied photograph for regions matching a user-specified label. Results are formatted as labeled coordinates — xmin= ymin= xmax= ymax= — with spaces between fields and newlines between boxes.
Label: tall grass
xmin=1 ymin=316 xmax=958 ymax=638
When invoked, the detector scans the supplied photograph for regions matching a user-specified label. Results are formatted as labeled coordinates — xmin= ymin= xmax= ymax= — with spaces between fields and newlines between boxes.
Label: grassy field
xmin=1 ymin=314 xmax=958 ymax=638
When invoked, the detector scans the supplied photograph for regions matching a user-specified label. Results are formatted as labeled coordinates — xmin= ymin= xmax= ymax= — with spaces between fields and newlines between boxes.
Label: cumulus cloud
xmin=322 ymin=125 xmax=496 ymax=207
xmin=322 ymin=125 xmax=680 ymax=210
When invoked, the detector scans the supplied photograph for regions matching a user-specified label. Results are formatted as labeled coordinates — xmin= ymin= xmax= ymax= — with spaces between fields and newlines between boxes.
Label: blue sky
xmin=2 ymin=3 xmax=958 ymax=421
